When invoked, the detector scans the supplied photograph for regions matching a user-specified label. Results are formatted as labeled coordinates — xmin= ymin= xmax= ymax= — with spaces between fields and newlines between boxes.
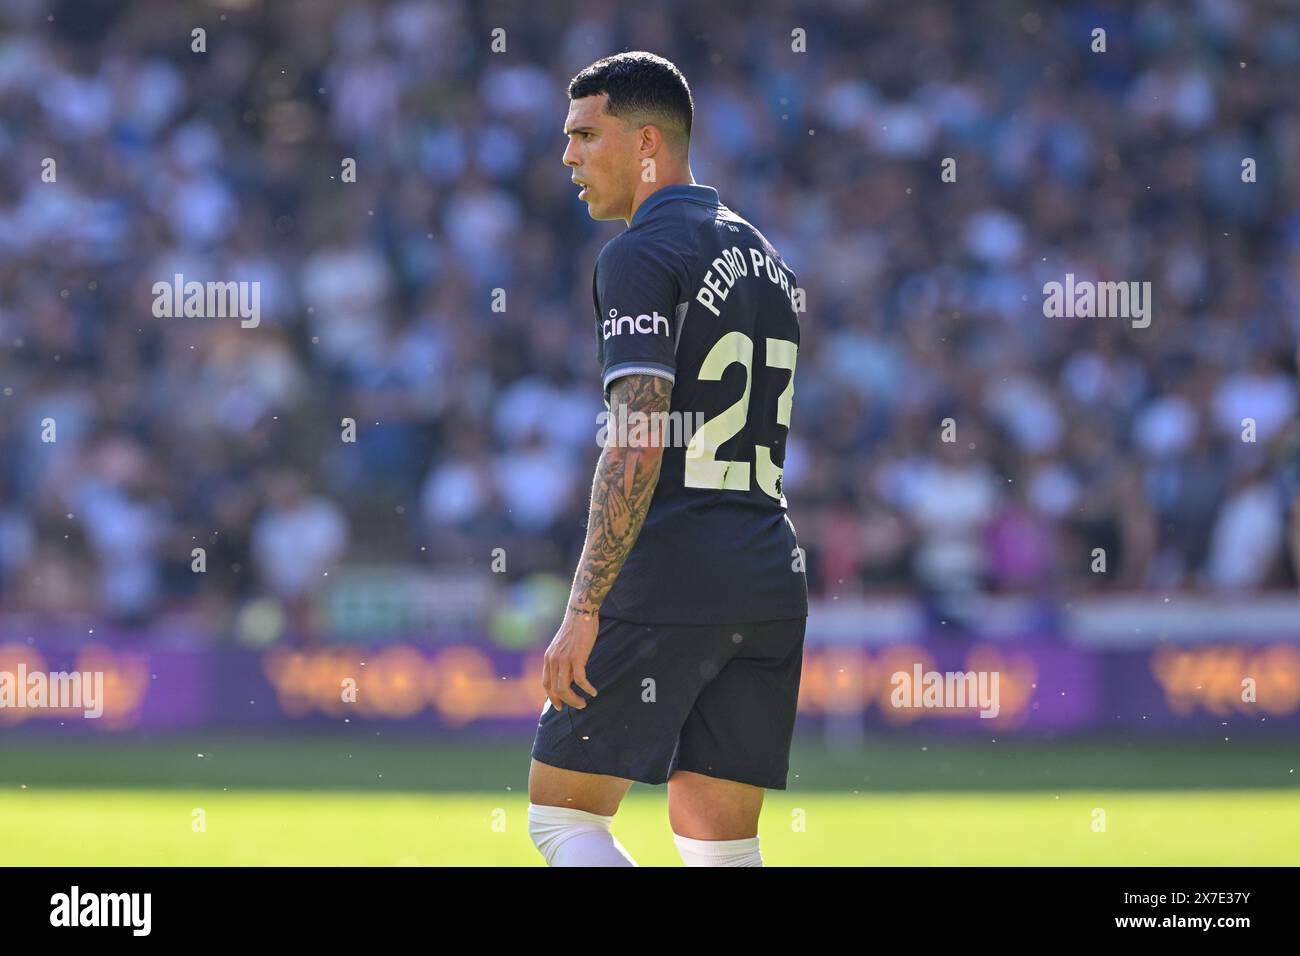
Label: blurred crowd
xmin=1 ymin=0 xmax=1299 ymax=634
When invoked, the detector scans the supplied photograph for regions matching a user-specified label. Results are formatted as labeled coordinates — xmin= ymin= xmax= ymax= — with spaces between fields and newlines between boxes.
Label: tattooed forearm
xmin=568 ymin=374 xmax=673 ymax=616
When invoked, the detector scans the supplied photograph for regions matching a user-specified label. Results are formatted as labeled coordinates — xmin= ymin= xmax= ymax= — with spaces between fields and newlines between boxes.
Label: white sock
xmin=673 ymin=833 xmax=763 ymax=867
xmin=528 ymin=803 xmax=637 ymax=867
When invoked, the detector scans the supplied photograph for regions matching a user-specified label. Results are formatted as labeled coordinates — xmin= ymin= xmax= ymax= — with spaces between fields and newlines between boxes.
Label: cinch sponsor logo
xmin=50 ymin=886 xmax=151 ymax=936
xmin=602 ymin=308 xmax=669 ymax=340
xmin=0 ymin=665 xmax=103 ymax=718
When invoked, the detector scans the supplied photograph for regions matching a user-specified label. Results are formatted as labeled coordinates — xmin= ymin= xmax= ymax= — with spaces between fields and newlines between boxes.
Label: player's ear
xmin=639 ymin=123 xmax=661 ymax=158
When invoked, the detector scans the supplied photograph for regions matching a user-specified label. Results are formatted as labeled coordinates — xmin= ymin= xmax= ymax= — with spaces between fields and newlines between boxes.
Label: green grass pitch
xmin=0 ymin=736 xmax=1295 ymax=865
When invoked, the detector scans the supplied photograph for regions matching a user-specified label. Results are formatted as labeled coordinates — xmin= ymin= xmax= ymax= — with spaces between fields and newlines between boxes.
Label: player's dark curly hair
xmin=568 ymin=51 xmax=693 ymax=155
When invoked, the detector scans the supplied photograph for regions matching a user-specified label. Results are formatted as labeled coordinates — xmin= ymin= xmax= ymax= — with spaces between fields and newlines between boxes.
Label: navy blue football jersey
xmin=593 ymin=183 xmax=808 ymax=625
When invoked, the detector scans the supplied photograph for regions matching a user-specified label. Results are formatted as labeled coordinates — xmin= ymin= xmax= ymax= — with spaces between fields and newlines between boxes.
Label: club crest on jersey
xmin=603 ymin=308 xmax=670 ymax=340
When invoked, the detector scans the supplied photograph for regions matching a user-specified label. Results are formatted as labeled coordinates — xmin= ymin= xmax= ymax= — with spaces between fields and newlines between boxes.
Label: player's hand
xmin=542 ymin=609 xmax=601 ymax=712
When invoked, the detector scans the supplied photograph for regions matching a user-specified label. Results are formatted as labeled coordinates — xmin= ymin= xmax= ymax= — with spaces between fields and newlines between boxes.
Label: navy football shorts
xmin=531 ymin=615 xmax=806 ymax=790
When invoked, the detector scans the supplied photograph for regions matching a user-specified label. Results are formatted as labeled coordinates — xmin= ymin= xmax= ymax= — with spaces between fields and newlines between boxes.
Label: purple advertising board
xmin=4 ymin=635 xmax=1299 ymax=736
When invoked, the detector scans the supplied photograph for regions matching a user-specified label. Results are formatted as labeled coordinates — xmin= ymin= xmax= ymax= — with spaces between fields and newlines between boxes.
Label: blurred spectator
xmin=250 ymin=472 xmax=350 ymax=635
xmin=0 ymin=0 xmax=1297 ymax=639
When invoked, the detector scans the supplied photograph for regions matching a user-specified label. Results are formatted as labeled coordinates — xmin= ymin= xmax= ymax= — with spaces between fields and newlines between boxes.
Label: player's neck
xmin=626 ymin=172 xmax=696 ymax=227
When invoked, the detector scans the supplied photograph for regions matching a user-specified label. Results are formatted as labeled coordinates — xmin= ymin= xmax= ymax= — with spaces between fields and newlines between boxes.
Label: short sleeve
xmin=593 ymin=235 xmax=680 ymax=401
